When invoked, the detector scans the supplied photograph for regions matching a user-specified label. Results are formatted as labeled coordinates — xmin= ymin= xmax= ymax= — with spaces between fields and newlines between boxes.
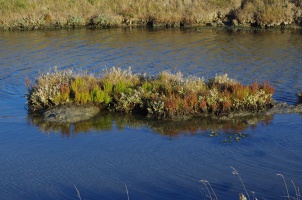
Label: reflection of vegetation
xmin=27 ymin=112 xmax=273 ymax=141
xmin=26 ymin=68 xmax=274 ymax=120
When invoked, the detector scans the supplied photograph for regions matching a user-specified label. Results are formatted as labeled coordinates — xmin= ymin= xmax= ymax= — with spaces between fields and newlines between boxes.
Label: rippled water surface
xmin=0 ymin=28 xmax=302 ymax=200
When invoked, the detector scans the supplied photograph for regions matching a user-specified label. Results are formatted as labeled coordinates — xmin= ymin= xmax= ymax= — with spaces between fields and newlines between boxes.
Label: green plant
xmin=91 ymin=85 xmax=104 ymax=103
xmin=114 ymin=81 xmax=128 ymax=94
xmin=142 ymin=81 xmax=153 ymax=92
xmin=71 ymin=77 xmax=89 ymax=104
xmin=103 ymin=81 xmax=113 ymax=93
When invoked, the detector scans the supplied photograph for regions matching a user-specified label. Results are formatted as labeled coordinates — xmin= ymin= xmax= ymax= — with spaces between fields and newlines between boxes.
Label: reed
xmin=199 ymin=168 xmax=301 ymax=200
xmin=71 ymin=168 xmax=300 ymax=200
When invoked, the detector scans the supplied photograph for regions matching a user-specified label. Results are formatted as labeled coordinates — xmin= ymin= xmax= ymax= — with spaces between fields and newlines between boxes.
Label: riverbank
xmin=1 ymin=0 xmax=302 ymax=30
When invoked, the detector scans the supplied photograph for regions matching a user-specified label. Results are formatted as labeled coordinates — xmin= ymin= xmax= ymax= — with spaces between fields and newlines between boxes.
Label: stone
xmin=232 ymin=19 xmax=239 ymax=27
xmin=43 ymin=104 xmax=100 ymax=123
xmin=264 ymin=101 xmax=302 ymax=115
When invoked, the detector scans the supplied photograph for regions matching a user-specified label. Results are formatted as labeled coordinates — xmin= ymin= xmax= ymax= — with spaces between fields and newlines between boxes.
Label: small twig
xmin=276 ymin=174 xmax=290 ymax=200
xmin=74 ymin=185 xmax=82 ymax=200
xmin=230 ymin=166 xmax=250 ymax=200
xmin=125 ymin=184 xmax=130 ymax=200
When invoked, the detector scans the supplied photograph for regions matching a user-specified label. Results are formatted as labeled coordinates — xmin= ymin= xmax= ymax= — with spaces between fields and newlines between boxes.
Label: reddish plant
xmin=261 ymin=81 xmax=274 ymax=95
xmin=250 ymin=82 xmax=260 ymax=95
xmin=222 ymin=100 xmax=232 ymax=112
xmin=231 ymin=83 xmax=250 ymax=100
xmin=199 ymin=99 xmax=208 ymax=112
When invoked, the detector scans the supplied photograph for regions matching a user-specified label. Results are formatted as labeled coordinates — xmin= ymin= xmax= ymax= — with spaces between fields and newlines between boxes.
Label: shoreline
xmin=39 ymin=100 xmax=302 ymax=124
xmin=1 ymin=16 xmax=301 ymax=31
xmin=1 ymin=0 xmax=302 ymax=31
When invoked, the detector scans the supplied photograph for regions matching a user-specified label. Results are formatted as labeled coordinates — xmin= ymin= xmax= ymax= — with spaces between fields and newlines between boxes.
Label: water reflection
xmin=27 ymin=112 xmax=273 ymax=141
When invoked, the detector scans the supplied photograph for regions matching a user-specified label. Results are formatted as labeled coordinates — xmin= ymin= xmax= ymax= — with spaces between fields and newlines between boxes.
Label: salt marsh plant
xmin=25 ymin=68 xmax=73 ymax=112
xmin=26 ymin=68 xmax=275 ymax=119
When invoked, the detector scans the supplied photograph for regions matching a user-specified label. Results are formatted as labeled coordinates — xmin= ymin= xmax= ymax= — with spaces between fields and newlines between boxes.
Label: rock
xmin=264 ymin=101 xmax=302 ymax=115
xmin=43 ymin=104 xmax=100 ymax=123
xmin=232 ymin=19 xmax=239 ymax=27
xmin=245 ymin=119 xmax=257 ymax=125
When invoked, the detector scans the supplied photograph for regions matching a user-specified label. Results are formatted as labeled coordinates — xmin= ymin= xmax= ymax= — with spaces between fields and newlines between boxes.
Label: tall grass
xmin=235 ymin=0 xmax=297 ymax=26
xmin=26 ymin=67 xmax=274 ymax=120
xmin=200 ymin=167 xmax=301 ymax=200
xmin=73 ymin=167 xmax=300 ymax=200
xmin=0 ymin=0 xmax=238 ymax=30
xmin=1 ymin=0 xmax=302 ymax=30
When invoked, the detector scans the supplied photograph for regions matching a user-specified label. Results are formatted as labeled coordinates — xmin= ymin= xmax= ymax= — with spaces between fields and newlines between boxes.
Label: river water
xmin=0 ymin=28 xmax=302 ymax=200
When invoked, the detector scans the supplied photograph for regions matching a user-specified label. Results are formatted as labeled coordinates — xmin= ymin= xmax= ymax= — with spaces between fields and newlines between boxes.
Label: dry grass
xmin=3 ymin=0 xmax=302 ymax=30
xmin=0 ymin=0 xmax=252 ymax=29
xmin=235 ymin=0 xmax=297 ymax=26
xmin=200 ymin=167 xmax=301 ymax=200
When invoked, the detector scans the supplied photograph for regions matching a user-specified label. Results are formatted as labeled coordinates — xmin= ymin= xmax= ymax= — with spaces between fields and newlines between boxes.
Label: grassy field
xmin=0 ymin=0 xmax=302 ymax=30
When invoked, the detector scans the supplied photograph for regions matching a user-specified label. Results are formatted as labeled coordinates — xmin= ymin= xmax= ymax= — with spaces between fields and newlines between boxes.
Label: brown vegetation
xmin=1 ymin=0 xmax=302 ymax=30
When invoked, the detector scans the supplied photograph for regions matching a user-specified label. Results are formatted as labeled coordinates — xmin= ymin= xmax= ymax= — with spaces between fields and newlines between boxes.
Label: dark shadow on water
xmin=27 ymin=112 xmax=273 ymax=141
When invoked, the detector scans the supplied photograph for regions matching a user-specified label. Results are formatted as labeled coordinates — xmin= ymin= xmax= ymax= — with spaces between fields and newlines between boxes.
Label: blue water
xmin=0 ymin=28 xmax=302 ymax=200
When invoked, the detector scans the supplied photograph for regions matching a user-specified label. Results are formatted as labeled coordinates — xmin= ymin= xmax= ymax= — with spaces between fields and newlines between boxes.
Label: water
xmin=0 ymin=28 xmax=302 ymax=200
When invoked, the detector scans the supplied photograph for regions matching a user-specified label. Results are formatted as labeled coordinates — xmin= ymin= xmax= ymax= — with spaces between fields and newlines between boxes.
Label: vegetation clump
xmin=26 ymin=67 xmax=274 ymax=120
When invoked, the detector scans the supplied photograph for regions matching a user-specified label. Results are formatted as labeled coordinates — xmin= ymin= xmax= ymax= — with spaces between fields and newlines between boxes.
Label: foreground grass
xmin=26 ymin=67 xmax=274 ymax=120
xmin=1 ymin=0 xmax=302 ymax=30
xmin=200 ymin=167 xmax=301 ymax=200
xmin=73 ymin=167 xmax=300 ymax=200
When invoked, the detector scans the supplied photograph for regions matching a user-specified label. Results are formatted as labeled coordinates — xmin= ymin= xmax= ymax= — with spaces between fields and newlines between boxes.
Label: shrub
xmin=25 ymin=68 xmax=72 ymax=111
xmin=91 ymin=85 xmax=104 ymax=103
xmin=114 ymin=89 xmax=144 ymax=113
xmin=70 ymin=77 xmax=90 ymax=104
